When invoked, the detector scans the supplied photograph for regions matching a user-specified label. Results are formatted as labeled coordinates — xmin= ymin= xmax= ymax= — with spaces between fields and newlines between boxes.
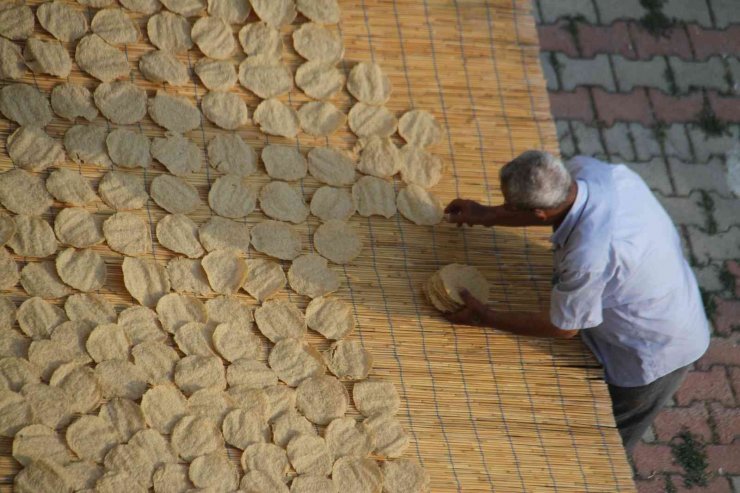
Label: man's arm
xmin=444 ymin=199 xmax=542 ymax=228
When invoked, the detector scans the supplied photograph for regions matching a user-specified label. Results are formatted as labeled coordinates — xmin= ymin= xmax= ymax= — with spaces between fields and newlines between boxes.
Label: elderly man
xmin=445 ymin=151 xmax=709 ymax=452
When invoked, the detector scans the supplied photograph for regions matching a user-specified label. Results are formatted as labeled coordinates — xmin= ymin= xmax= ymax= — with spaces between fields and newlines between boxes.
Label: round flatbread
xmin=0 ymin=329 xmax=28 ymax=358
xmin=222 ymin=408 xmax=269 ymax=449
xmin=262 ymin=384 xmax=296 ymax=422
xmin=194 ymin=58 xmax=237 ymax=91
xmin=324 ymin=339 xmax=373 ymax=380
xmin=243 ymin=259 xmax=285 ymax=301
xmin=119 ymin=306 xmax=167 ymax=345
xmin=166 ymin=258 xmax=212 ymax=296
xmin=37 ymin=1 xmax=88 ymax=42
xmin=153 ymin=463 xmax=193 ymax=493
xmin=238 ymin=21 xmax=282 ymax=56
xmin=0 ymin=169 xmax=52 ymax=216
xmin=299 ymin=101 xmax=346 ymax=137
xmin=63 ymin=124 xmax=113 ymax=168
xmin=0 ymin=83 xmax=52 ymax=128
xmin=197 ymin=216 xmax=250 ymax=255
xmin=357 ymin=136 xmax=401 ymax=178
xmin=64 ymin=293 xmax=116 ymax=325
xmin=261 ymin=145 xmax=306 ymax=182
xmin=398 ymin=109 xmax=441 ymax=147
xmin=227 ymin=360 xmax=276 ymax=389
xmin=250 ymin=220 xmax=301 ymax=260
xmin=291 ymin=476 xmax=338 ymax=493
xmin=208 ymin=175 xmax=256 ymax=218
xmin=63 ymin=460 xmax=104 ymax=491
xmin=259 ymin=181 xmax=308 ymax=224
xmin=187 ymin=392 xmax=233 ymax=423
xmin=139 ymin=49 xmax=189 ymax=86
xmin=295 ymin=60 xmax=345 ymax=101
xmin=14 ymin=460 xmax=71 ymax=493
xmin=254 ymin=300 xmax=306 ymax=343
xmin=271 ymin=411 xmax=315 ymax=448
xmin=310 ymin=186 xmax=354 ymax=222
xmin=0 ymin=38 xmax=25 ymax=81
xmin=148 ymin=91 xmax=201 ymax=134
xmin=23 ymin=38 xmax=68 ymax=76
xmin=397 ymin=185 xmax=443 ymax=225
xmin=120 ymin=0 xmax=161 ymax=13
xmin=347 ymin=62 xmax=392 ymax=105
xmin=293 ymin=23 xmax=343 ymax=62
xmin=205 ymin=295 xmax=253 ymax=328
xmin=352 ymin=176 xmax=397 ymax=218
xmin=66 ymin=415 xmax=119 ymax=463
xmin=45 ymin=169 xmax=97 ymax=206
xmin=106 ymin=128 xmax=151 ymax=169
xmin=98 ymin=398 xmax=146 ymax=442
xmin=174 ymin=355 xmax=225 ymax=395
xmin=0 ymin=389 xmax=33 ymax=437
xmin=75 ymin=34 xmax=129 ymax=82
xmin=95 ymin=359 xmax=148 ymax=400
xmin=50 ymin=83 xmax=97 ymax=122
xmin=314 ymin=220 xmax=362 ymax=264
xmin=132 ymin=340 xmax=179 ymax=385
xmin=1 ymin=252 xmax=20 ymax=292
xmin=240 ymin=470 xmax=290 ymax=493
xmin=91 ymin=8 xmax=139 ymax=44
xmin=22 ymin=383 xmax=73 ymax=429
xmin=208 ymin=0 xmax=251 ymax=23
xmin=150 ymin=174 xmax=202 ymax=214
xmin=238 ymin=55 xmax=292 ymax=99
xmin=201 ymin=249 xmax=247 ymax=294
xmin=332 ymin=457 xmax=383 ymax=493
xmin=295 ymin=375 xmax=347 ymax=425
xmin=103 ymin=212 xmax=151 ymax=256
xmin=250 ymin=0 xmax=296 ymax=27
xmin=296 ymin=0 xmax=340 ymax=23
xmin=363 ymin=413 xmax=409 ymax=458
xmin=156 ymin=214 xmax=204 ymax=258
xmin=425 ymin=263 xmax=489 ymax=313
xmin=213 ymin=324 xmax=261 ymax=363
xmin=207 ymin=134 xmax=257 ymax=176
xmin=99 ymin=170 xmax=148 ymax=210
xmin=7 ymin=126 xmax=64 ymax=172
xmin=140 ymin=384 xmax=187 ymax=434
xmin=50 ymin=363 xmax=101 ymax=414
xmin=147 ymin=11 xmax=192 ymax=52
xmin=325 ymin=416 xmax=374 ymax=458
xmin=171 ymin=415 xmax=224 ymax=461
xmin=17 ymin=296 xmax=67 ymax=339
xmin=288 ymin=253 xmax=340 ymax=298
xmin=287 ymin=435 xmax=333 ymax=476
xmin=0 ymin=3 xmax=32 ymax=40
xmin=189 ymin=451 xmax=239 ymax=491
xmin=13 ymin=424 xmax=71 ymax=466
xmin=382 ymin=460 xmax=429 ymax=493
xmin=399 ymin=145 xmax=443 ymax=188
xmin=253 ymin=99 xmax=299 ymax=138
xmin=0 ymin=356 xmax=40 ymax=391
xmin=192 ymin=16 xmax=236 ymax=59
xmin=0 ymin=214 xmax=14 ymax=246
xmin=160 ymin=0 xmax=205 ymax=16
xmin=94 ymin=81 xmax=147 ymax=125
xmin=156 ymin=293 xmax=207 ymax=334
xmin=348 ymin=102 xmax=397 ymax=138
xmin=201 ymin=91 xmax=249 ymax=130
xmin=268 ymin=338 xmax=325 ymax=387
xmin=56 ymin=248 xmax=106 ymax=292
xmin=122 ymin=257 xmax=170 ymax=308
xmin=241 ymin=442 xmax=289 ymax=480
xmin=353 ymin=379 xmax=400 ymax=417
xmin=173 ymin=321 xmax=215 ymax=357
xmin=308 ymin=147 xmax=356 ymax=186
xmin=7 ymin=216 xmax=57 ymax=258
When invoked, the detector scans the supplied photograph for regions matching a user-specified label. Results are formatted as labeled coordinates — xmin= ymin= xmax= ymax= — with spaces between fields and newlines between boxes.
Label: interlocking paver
xmin=602 ymin=122 xmax=635 ymax=161
xmin=628 ymin=22 xmax=693 ymax=60
xmin=709 ymin=193 xmax=740 ymax=232
xmin=687 ymin=125 xmax=740 ymax=162
xmin=593 ymin=0 xmax=647 ymax=24
xmin=653 ymin=402 xmax=712 ymax=442
xmin=711 ymin=0 xmax=740 ymax=28
xmin=570 ymin=121 xmax=604 ymax=156
xmin=675 ymin=367 xmax=735 ymax=407
xmin=593 ymin=88 xmax=654 ymax=126
xmin=538 ymin=52 xmax=559 ymax=90
xmin=578 ymin=21 xmax=635 ymax=59
xmin=547 ymin=87 xmax=595 ymax=121
xmin=629 ymin=123 xmax=664 ymax=161
xmin=613 ymin=56 xmax=671 ymax=92
xmin=555 ymin=121 xmax=576 ymax=157
xmin=692 ymin=262 xmax=725 ymax=292
xmin=663 ymin=0 xmax=714 ymax=28
xmin=669 ymin=57 xmax=732 ymax=93
xmin=688 ymin=226 xmax=740 ymax=263
xmin=538 ymin=0 xmax=598 ymax=24
xmin=656 ymin=192 xmax=708 ymax=228
xmin=669 ymin=157 xmax=734 ymax=196
xmin=556 ymin=53 xmax=617 ymax=91
xmin=689 ymin=25 xmax=740 ymax=60
xmin=661 ymin=124 xmax=694 ymax=161
xmin=624 ymin=158 xmax=673 ymax=195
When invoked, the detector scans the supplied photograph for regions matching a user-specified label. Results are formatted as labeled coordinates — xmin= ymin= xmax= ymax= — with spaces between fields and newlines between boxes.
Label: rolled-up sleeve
xmin=550 ymin=270 xmax=605 ymax=330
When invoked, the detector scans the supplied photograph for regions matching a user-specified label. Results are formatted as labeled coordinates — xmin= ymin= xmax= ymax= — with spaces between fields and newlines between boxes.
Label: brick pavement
xmin=534 ymin=0 xmax=740 ymax=491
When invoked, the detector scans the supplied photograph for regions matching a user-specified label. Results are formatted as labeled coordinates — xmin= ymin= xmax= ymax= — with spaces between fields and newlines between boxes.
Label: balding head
xmin=500 ymin=151 xmax=572 ymax=210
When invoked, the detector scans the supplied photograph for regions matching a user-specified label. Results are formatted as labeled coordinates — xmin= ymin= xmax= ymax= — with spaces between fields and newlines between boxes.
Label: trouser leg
xmin=608 ymin=364 xmax=691 ymax=454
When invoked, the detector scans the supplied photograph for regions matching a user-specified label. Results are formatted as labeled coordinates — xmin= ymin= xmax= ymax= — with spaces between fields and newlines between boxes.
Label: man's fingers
xmin=458 ymin=288 xmax=473 ymax=303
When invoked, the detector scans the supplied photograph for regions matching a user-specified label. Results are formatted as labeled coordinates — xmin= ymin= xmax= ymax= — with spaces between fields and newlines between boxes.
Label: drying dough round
xmin=22 ymin=383 xmax=73 ymax=429
xmin=205 ymin=295 xmax=253 ymax=327
xmin=98 ymin=398 xmax=146 ymax=442
xmin=250 ymin=220 xmax=302 ymax=260
xmin=120 ymin=0 xmax=162 ymax=13
xmin=202 ymin=248 xmax=248 ymax=294
xmin=305 ymin=296 xmax=354 ymax=340
xmin=310 ymin=186 xmax=354 ymax=222
xmin=45 ymin=169 xmax=97 ymax=206
xmin=208 ymin=175 xmax=256 ymax=218
xmin=296 ymin=60 xmax=344 ymax=101
xmin=140 ymin=384 xmax=187 ymax=434
xmin=363 ymin=413 xmax=409 ymax=458
xmin=293 ymin=23 xmax=343 ymax=62
xmin=192 ymin=16 xmax=236 ymax=59
xmin=348 ymin=103 xmax=397 ymax=138
xmin=250 ymin=0 xmax=296 ymax=27
xmin=174 ymin=355 xmax=225 ymax=395
xmin=63 ymin=124 xmax=113 ymax=168
xmin=271 ymin=411 xmax=315 ymax=448
xmin=63 ymin=460 xmax=104 ymax=491
xmin=160 ymin=0 xmax=205 ymax=16
xmin=213 ymin=323 xmax=261 ymax=363
xmin=240 ymin=470 xmax=290 ymax=493
xmin=243 ymin=259 xmax=285 ymax=301
xmin=332 ymin=457 xmax=383 ymax=493
xmin=91 ymin=8 xmax=140 ymax=44
xmin=171 ymin=415 xmax=224 ymax=461
xmin=399 ymin=145 xmax=443 ymax=188
xmin=382 ymin=460 xmax=429 ymax=493
xmin=37 ymin=1 xmax=88 ymax=42
xmin=238 ymin=55 xmax=292 ymax=99
xmin=139 ymin=50 xmax=189 ymax=86
xmin=156 ymin=213 xmax=204 ymax=258
xmin=0 ymin=83 xmax=52 ymax=128
xmin=151 ymin=129 xmax=205 ymax=174
xmin=95 ymin=359 xmax=148 ymax=400
xmin=314 ymin=220 xmax=362 ymax=264
xmin=12 ymin=424 xmax=71 ymax=466
xmin=228 ymin=386 xmax=269 ymax=419
xmin=238 ymin=21 xmax=282 ymax=56
xmin=222 ymin=408 xmax=269 ymax=449
xmin=207 ymin=133 xmax=257 ymax=176
xmin=259 ymin=181 xmax=308 ymax=224
xmin=291 ymin=476 xmax=338 ymax=493
xmin=398 ymin=109 xmax=441 ymax=147
xmin=19 ymin=260 xmax=72 ymax=299
xmin=0 ymin=389 xmax=33 ymax=437
xmin=198 ymin=216 xmax=250 ymax=254
xmin=288 ymin=253 xmax=340 ymax=298
xmin=153 ymin=463 xmax=192 ymax=493
xmin=0 ymin=37 xmax=25 ymax=80
xmin=122 ymin=257 xmax=170 ymax=308
xmin=268 ymin=338 xmax=325 ymax=387
xmin=189 ymin=451 xmax=239 ymax=491
xmin=96 ymin=471 xmax=147 ymax=493
xmin=353 ymin=379 xmax=401 ymax=416
xmin=296 ymin=0 xmax=340 ymax=24
xmin=103 ymin=212 xmax=151 ymax=256
xmin=262 ymin=145 xmax=307 ymax=182
xmin=347 ymin=62 xmax=392 ymax=105
xmin=1 ymin=253 xmax=20 ymax=292
xmin=397 ymin=185 xmax=444 ymax=225
xmin=298 ymin=101 xmax=346 ymax=137
xmin=150 ymin=174 xmax=202 ymax=214
xmin=241 ymin=442 xmax=289 ymax=480
xmin=253 ymin=99 xmax=299 ymax=138
xmin=50 ymin=83 xmax=98 ymax=122
xmin=106 ymin=128 xmax=151 ymax=169
xmin=147 ymin=11 xmax=192 ymax=52
xmin=262 ymin=384 xmax=296 ymax=422
xmin=166 ymin=258 xmax=212 ymax=296
xmin=56 ymin=247 xmax=107 ymax=292
xmin=148 ymin=91 xmax=201 ymax=134
xmin=14 ymin=460 xmax=71 ymax=493
xmin=7 ymin=216 xmax=57 ymax=258
xmin=0 ymin=169 xmax=51 ymax=216
xmin=64 ymin=293 xmax=116 ymax=325
xmin=132 ymin=340 xmax=179 ymax=385
xmin=0 ymin=214 xmax=15 ymax=246
xmin=0 ymin=4 xmax=31 ymax=40
xmin=156 ymin=293 xmax=207 ymax=333
xmin=50 ymin=363 xmax=101 ymax=414
xmin=194 ymin=58 xmax=237 ymax=91
xmin=352 ymin=175 xmax=397 ymax=218
xmin=75 ymin=34 xmax=129 ymax=82
xmin=18 ymin=297 xmax=66 ymax=340
xmin=254 ymin=300 xmax=306 ymax=343
xmin=94 ymin=81 xmax=147 ymax=125
xmin=287 ymin=435 xmax=333 ymax=476
xmin=425 ymin=263 xmax=489 ymax=313
xmin=324 ymin=339 xmax=373 ymax=380
xmin=357 ymin=136 xmax=401 ymax=178
xmin=0 ymin=328 xmax=28 ymax=358
xmin=24 ymin=37 xmax=72 ymax=77
xmin=208 ymin=0 xmax=251 ymax=23
xmin=201 ymin=90 xmax=249 ymax=130
xmin=0 ymin=356 xmax=41 ymax=390
xmin=187 ymin=387 xmax=234 ymax=422
xmin=66 ymin=415 xmax=119 ymax=463
xmin=99 ymin=170 xmax=149 ymax=210
xmin=119 ymin=306 xmax=167 ymax=345
xmin=325 ymin=416 xmax=374 ymax=458
xmin=227 ymin=360 xmax=276 ymax=389
xmin=308 ymin=147 xmax=356 ymax=186
xmin=295 ymin=375 xmax=347 ymax=425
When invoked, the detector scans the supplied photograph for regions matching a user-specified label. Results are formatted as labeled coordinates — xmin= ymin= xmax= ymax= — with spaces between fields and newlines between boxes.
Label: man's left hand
xmin=445 ymin=289 xmax=489 ymax=326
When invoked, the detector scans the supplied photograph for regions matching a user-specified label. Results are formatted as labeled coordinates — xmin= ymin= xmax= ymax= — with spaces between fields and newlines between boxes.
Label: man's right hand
xmin=444 ymin=199 xmax=489 ymax=227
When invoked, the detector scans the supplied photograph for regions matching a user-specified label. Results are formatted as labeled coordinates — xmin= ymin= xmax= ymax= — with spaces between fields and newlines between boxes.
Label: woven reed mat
xmin=0 ymin=0 xmax=636 ymax=491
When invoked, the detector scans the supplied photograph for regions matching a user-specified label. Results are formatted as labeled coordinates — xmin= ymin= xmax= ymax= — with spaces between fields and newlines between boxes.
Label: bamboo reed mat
xmin=0 ymin=0 xmax=636 ymax=491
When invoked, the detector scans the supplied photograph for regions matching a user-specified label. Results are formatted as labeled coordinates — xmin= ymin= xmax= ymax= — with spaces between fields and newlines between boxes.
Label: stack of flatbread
xmin=424 ymin=264 xmax=489 ymax=313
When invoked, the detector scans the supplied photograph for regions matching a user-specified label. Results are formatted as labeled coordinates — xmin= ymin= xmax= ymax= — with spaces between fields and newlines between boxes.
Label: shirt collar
xmin=551 ymin=179 xmax=588 ymax=248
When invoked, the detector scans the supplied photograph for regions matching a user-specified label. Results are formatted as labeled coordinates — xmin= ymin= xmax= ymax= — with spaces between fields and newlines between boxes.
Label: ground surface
xmin=534 ymin=0 xmax=740 ymax=491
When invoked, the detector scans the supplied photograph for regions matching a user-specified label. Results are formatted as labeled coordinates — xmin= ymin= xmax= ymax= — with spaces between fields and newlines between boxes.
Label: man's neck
xmin=551 ymin=182 xmax=578 ymax=230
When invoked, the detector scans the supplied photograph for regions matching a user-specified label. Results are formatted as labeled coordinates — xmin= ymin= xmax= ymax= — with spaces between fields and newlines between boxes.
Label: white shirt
xmin=550 ymin=156 xmax=709 ymax=387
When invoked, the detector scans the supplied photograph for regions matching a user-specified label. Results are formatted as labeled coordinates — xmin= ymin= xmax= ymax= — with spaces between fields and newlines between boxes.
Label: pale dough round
xmin=50 ymin=364 xmax=101 ymax=414
xmin=308 ymin=147 xmax=356 ymax=186
xmin=94 ymin=81 xmax=147 ymax=125
xmin=129 ymin=429 xmax=178 ymax=483
xmin=244 ymin=259 xmax=285 ymax=301
xmin=288 ymin=253 xmax=340 ymax=298
xmin=310 ymin=186 xmax=354 ymax=222
xmin=348 ymin=103 xmax=397 ymax=139
xmin=291 ymin=476 xmax=338 ymax=493
xmin=238 ymin=55 xmax=292 ymax=99
xmin=19 ymin=38 xmax=66 ymax=77
xmin=131 ymin=340 xmax=178 ymax=386
xmin=28 ymin=338 xmax=81 ymax=381
xmin=96 ymin=471 xmax=147 ymax=493
xmin=299 ymin=101 xmax=346 ymax=137
xmin=156 ymin=213 xmax=204 ymax=258
xmin=287 ymin=435 xmax=333 ymax=476
xmin=0 ymin=4 xmax=33 ymax=40
xmin=166 ymin=258 xmax=212 ymax=296
xmin=74 ymin=34 xmax=129 ymax=82
xmin=0 ymin=169 xmax=52 ymax=216
xmin=63 ymin=124 xmax=113 ymax=168
xmin=222 ymin=408 xmax=269 ymax=449
xmin=399 ymin=145 xmax=443 ymax=188
xmin=0 ymin=294 xmax=16 ymax=328
xmin=314 ymin=220 xmax=362 ymax=264
xmin=205 ymin=295 xmax=253 ymax=328
xmin=255 ymin=300 xmax=306 ymax=343
xmin=148 ymin=91 xmax=202 ymax=134
xmin=259 ymin=181 xmax=308 ymax=224
xmin=22 ymin=383 xmax=73 ymax=429
xmin=160 ymin=0 xmax=205 ymax=16
xmin=99 ymin=170 xmax=148 ymax=210
xmin=357 ymin=136 xmax=401 ymax=178
xmin=305 ymin=296 xmax=354 ymax=340
xmin=156 ymin=293 xmax=207 ymax=334
xmin=153 ymin=463 xmax=193 ymax=493
xmin=119 ymin=306 xmax=167 ymax=345
xmin=171 ymin=415 xmax=224 ymax=461
xmin=1 ymin=253 xmax=20 ymax=292
xmin=293 ymin=23 xmax=343 ymax=62
xmin=102 ymin=444 xmax=155 ymax=489
xmin=0 ymin=37 xmax=26 ymax=80
xmin=50 ymin=83 xmax=98 ymax=122
xmin=228 ymin=385 xmax=269 ymax=418
xmin=250 ymin=0 xmax=296 ymax=27
xmin=140 ymin=384 xmax=187 ymax=434
xmin=227 ymin=359 xmax=276 ymax=389
xmin=37 ymin=1 xmax=88 ymax=42
xmin=64 ymin=293 xmax=116 ymax=325
xmin=271 ymin=411 xmax=315 ymax=448
xmin=296 ymin=0 xmax=340 ymax=24
xmin=62 ymin=460 xmax=104 ymax=491
xmin=397 ymin=185 xmax=443 ymax=226
xmin=95 ymin=359 xmax=148 ymax=400
xmin=214 ymin=323 xmax=261 ymax=363
xmin=86 ymin=323 xmax=130 ymax=362
xmin=324 ymin=339 xmax=373 ymax=381
xmin=66 ymin=415 xmax=119 ymax=463
xmin=325 ymin=416 xmax=374 ymax=458
xmin=332 ymin=457 xmax=383 ymax=493
xmin=251 ymin=220 xmax=302 ymax=260
xmin=7 ymin=126 xmax=64 ymax=172
xmin=0 ymin=389 xmax=33 ymax=437
xmin=208 ymin=0 xmax=251 ymax=23
xmin=150 ymin=174 xmax=202 ymax=214
xmin=198 ymin=216 xmax=250 ymax=254
xmin=398 ymin=109 xmax=442 ymax=147
xmin=363 ymin=414 xmax=409 ymax=458
xmin=352 ymin=176 xmax=397 ymax=218
xmin=0 ymin=329 xmax=28 ymax=359
xmin=241 ymin=442 xmax=289 ymax=480
xmin=253 ymin=99 xmax=299 ymax=138
xmin=122 ymin=257 xmax=170 ymax=308
xmin=45 ymin=169 xmax=96 ymax=206
xmin=0 ymin=213 xmax=15 ymax=247
xmin=187 ymin=387 xmax=234 ymax=422
xmin=202 ymin=91 xmax=250 ymax=130
xmin=192 ymin=16 xmax=236 ymax=59
xmin=17 ymin=297 xmax=66 ymax=340
xmin=147 ymin=11 xmax=192 ymax=52
xmin=241 ymin=470 xmax=290 ymax=493
xmin=426 ymin=263 xmax=489 ymax=313
xmin=296 ymin=375 xmax=347 ymax=425
xmin=139 ymin=50 xmax=189 ymax=86
xmin=0 ymin=83 xmax=52 ymax=127
xmin=263 ymin=384 xmax=296 ymax=422
xmin=347 ymin=62 xmax=392 ymax=105
xmin=208 ymin=174 xmax=257 ymax=218
xmin=106 ymin=129 xmax=151 ymax=169
xmin=208 ymin=134 xmax=257 ymax=177
xmin=202 ymin=248 xmax=248 ymax=294
xmin=189 ymin=451 xmax=239 ymax=491
xmin=7 ymin=215 xmax=57 ymax=258
xmin=13 ymin=424 xmax=71 ymax=466
xmin=262 ymin=145 xmax=307 ymax=182
xmin=103 ymin=212 xmax=151 ymax=256
xmin=238 ymin=21 xmax=282 ymax=56
xmin=173 ymin=321 xmax=215 ymax=357
xmin=194 ymin=58 xmax=237 ymax=91
xmin=20 ymin=261 xmax=71 ymax=299
xmin=174 ymin=355 xmax=225 ymax=395
xmin=98 ymin=397 xmax=146 ymax=442
xmin=268 ymin=338 xmax=325 ymax=387
xmin=120 ymin=0 xmax=161 ymax=13
xmin=56 ymin=247 xmax=107 ymax=292
xmin=91 ymin=8 xmax=140 ymax=45
xmin=382 ymin=460 xmax=429 ymax=493
xmin=14 ymin=460 xmax=70 ymax=493
xmin=353 ymin=379 xmax=400 ymax=417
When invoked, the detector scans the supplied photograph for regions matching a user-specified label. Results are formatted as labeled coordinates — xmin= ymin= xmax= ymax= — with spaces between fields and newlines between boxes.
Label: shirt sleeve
xmin=550 ymin=269 xmax=605 ymax=330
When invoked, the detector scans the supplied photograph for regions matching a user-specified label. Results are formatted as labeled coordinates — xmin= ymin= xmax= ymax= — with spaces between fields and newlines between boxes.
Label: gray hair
xmin=499 ymin=151 xmax=572 ymax=209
